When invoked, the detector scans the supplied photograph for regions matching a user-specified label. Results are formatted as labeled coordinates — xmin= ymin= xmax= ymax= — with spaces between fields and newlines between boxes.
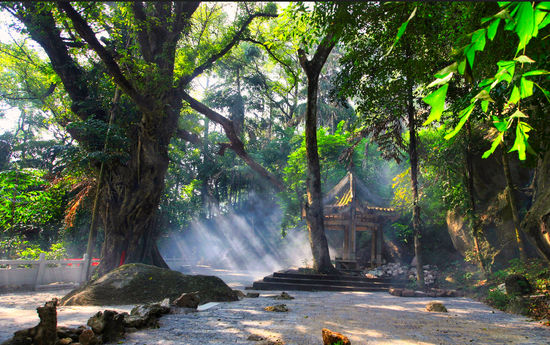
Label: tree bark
xmin=500 ymin=139 xmax=528 ymax=262
xmin=406 ymin=65 xmax=424 ymax=288
xmin=297 ymin=32 xmax=338 ymax=274
xmin=465 ymin=120 xmax=487 ymax=275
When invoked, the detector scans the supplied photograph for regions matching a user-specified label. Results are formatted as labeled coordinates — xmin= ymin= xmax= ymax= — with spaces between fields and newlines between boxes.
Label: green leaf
xmin=479 ymin=78 xmax=496 ymax=87
xmin=514 ymin=2 xmax=535 ymax=53
xmin=538 ymin=12 xmax=550 ymax=31
xmin=435 ymin=62 xmax=458 ymax=78
xmin=385 ymin=7 xmax=417 ymax=57
xmin=534 ymin=82 xmax=550 ymax=103
xmin=465 ymin=44 xmax=476 ymax=69
xmin=482 ymin=132 xmax=504 ymax=159
xmin=422 ymin=84 xmax=449 ymax=125
xmin=472 ymin=29 xmax=487 ymax=51
xmin=458 ymin=59 xmax=467 ymax=75
xmin=522 ymin=70 xmax=550 ymax=77
xmin=474 ymin=89 xmax=495 ymax=102
xmin=444 ymin=103 xmax=476 ymax=140
xmin=536 ymin=3 xmax=550 ymax=11
xmin=427 ymin=72 xmax=453 ymax=88
xmin=520 ymin=77 xmax=534 ymax=98
xmin=508 ymin=85 xmax=521 ymax=104
xmin=514 ymin=55 xmax=536 ymax=63
xmin=509 ymin=120 xmax=533 ymax=160
xmin=509 ymin=109 xmax=529 ymax=120
xmin=488 ymin=18 xmax=501 ymax=40
xmin=482 ymin=100 xmax=489 ymax=112
xmin=494 ymin=9 xmax=514 ymax=21
xmin=492 ymin=115 xmax=508 ymax=132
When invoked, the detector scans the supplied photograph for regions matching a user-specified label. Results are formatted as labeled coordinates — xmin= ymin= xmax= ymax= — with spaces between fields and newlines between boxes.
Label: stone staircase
xmin=246 ymin=269 xmax=410 ymax=292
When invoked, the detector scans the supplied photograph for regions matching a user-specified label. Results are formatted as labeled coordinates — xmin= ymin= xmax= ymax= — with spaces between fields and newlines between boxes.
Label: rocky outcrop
xmin=446 ymin=138 xmax=535 ymax=267
xmin=60 ymin=263 xmax=239 ymax=306
xmin=522 ymin=149 xmax=550 ymax=262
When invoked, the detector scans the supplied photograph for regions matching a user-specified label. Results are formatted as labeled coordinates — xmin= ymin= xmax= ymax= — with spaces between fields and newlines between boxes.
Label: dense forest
xmin=1 ymin=1 xmax=550 ymax=313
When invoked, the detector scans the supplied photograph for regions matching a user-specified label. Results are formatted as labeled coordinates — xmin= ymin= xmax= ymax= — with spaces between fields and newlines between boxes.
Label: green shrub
xmin=486 ymin=289 xmax=510 ymax=311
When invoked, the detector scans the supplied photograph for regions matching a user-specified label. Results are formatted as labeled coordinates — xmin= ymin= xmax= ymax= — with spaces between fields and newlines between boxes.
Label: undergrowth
xmin=438 ymin=258 xmax=550 ymax=325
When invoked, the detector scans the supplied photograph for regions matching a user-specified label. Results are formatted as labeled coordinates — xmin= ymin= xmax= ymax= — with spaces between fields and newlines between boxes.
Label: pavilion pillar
xmin=349 ymin=173 xmax=356 ymax=261
xmin=371 ymin=228 xmax=376 ymax=267
xmin=343 ymin=225 xmax=350 ymax=260
xmin=376 ymin=225 xmax=383 ymax=266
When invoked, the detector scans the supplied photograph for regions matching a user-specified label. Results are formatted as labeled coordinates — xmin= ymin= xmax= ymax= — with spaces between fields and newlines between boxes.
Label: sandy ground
xmin=1 ymin=266 xmax=549 ymax=344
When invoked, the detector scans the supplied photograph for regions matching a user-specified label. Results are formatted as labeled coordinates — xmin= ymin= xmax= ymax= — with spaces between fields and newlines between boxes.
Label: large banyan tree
xmin=3 ymin=2 xmax=282 ymax=275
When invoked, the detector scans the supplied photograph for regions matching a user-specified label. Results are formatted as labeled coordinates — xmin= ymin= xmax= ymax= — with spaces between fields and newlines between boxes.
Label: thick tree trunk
xmin=297 ymin=33 xmax=338 ymax=274
xmin=98 ymin=122 xmax=171 ymax=276
xmin=500 ymin=140 xmax=528 ymax=262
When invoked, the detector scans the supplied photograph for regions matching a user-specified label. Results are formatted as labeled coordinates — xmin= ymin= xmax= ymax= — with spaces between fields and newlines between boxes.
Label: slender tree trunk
xmin=297 ymin=32 xmax=338 ymax=274
xmin=500 ymin=139 xmax=528 ymax=262
xmin=465 ymin=120 xmax=488 ymax=275
xmin=407 ymin=72 xmax=424 ymax=288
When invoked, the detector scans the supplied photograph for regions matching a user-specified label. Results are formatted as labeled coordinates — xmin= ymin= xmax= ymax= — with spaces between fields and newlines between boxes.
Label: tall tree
xmin=334 ymin=2 xmax=480 ymax=286
xmin=277 ymin=2 xmax=351 ymax=273
xmin=3 ymin=2 xmax=280 ymax=275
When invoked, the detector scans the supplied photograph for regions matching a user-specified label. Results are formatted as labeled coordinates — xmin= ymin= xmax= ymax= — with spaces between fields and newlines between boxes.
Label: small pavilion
xmin=304 ymin=172 xmax=399 ymax=269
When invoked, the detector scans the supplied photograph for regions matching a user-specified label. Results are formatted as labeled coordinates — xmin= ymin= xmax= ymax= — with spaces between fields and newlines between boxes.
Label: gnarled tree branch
xmin=182 ymin=91 xmax=285 ymax=192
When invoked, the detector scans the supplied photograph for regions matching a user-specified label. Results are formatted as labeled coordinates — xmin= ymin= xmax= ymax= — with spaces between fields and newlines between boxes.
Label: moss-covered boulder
xmin=60 ymin=263 xmax=238 ymax=306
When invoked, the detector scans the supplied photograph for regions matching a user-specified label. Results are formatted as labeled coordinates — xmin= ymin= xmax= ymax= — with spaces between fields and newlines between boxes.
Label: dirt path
xmin=1 ymin=267 xmax=548 ymax=344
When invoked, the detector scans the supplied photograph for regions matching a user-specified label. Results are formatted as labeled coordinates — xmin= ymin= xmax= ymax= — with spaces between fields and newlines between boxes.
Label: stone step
xmin=273 ymin=270 xmax=410 ymax=285
xmin=247 ymin=280 xmax=390 ymax=292
xmin=262 ymin=275 xmax=408 ymax=289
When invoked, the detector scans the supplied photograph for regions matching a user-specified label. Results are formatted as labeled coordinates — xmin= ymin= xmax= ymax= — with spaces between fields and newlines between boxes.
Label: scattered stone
xmin=173 ymin=291 xmax=201 ymax=308
xmin=445 ymin=290 xmax=456 ymax=298
xmin=436 ymin=291 xmax=447 ymax=298
xmin=160 ymin=298 xmax=170 ymax=312
xmin=246 ymin=292 xmax=260 ymax=298
xmin=79 ymin=329 xmax=102 ymax=345
xmin=505 ymin=274 xmax=532 ymax=296
xmin=87 ymin=310 xmax=125 ymax=343
xmin=402 ymin=290 xmax=415 ymax=297
xmin=322 ymin=328 xmax=351 ymax=345
xmin=388 ymin=288 xmax=402 ymax=296
xmin=57 ymin=338 xmax=73 ymax=345
xmin=234 ymin=290 xmax=245 ymax=298
xmin=428 ymin=292 xmax=437 ymax=297
xmin=414 ymin=291 xmax=428 ymax=297
xmin=274 ymin=292 xmax=294 ymax=300
xmin=123 ymin=302 xmax=166 ymax=329
xmin=426 ymin=301 xmax=448 ymax=312
xmin=247 ymin=334 xmax=265 ymax=341
xmin=264 ymin=304 xmax=288 ymax=312
xmin=56 ymin=326 xmax=84 ymax=342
